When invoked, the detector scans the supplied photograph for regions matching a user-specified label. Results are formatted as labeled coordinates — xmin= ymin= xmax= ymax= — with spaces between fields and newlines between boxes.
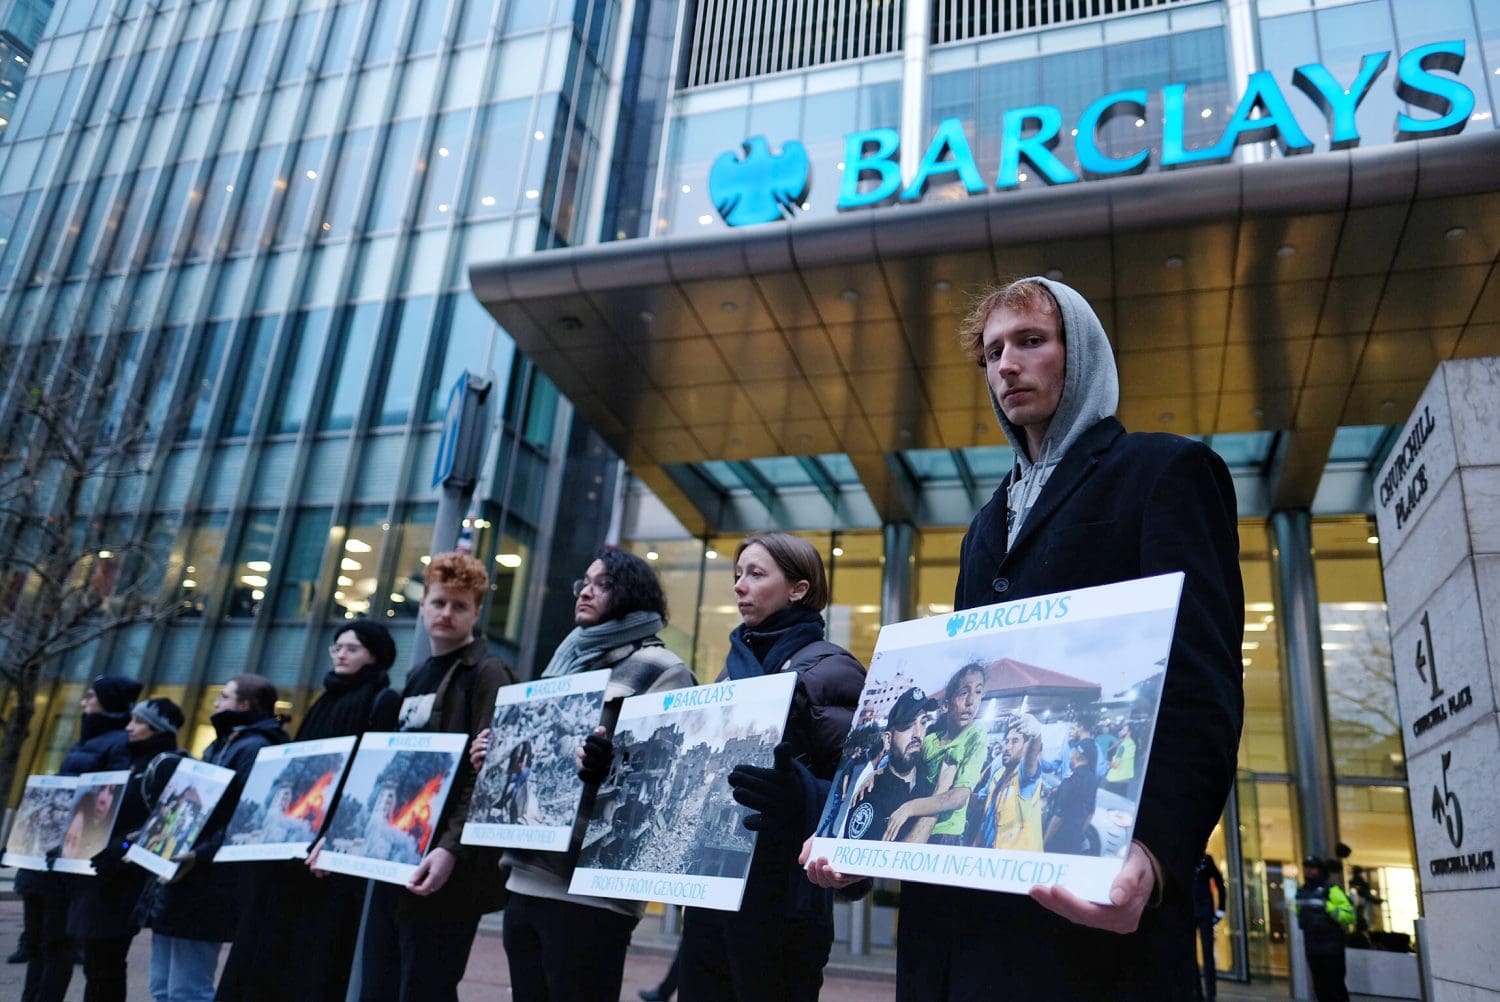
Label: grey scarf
xmin=540 ymin=610 xmax=667 ymax=677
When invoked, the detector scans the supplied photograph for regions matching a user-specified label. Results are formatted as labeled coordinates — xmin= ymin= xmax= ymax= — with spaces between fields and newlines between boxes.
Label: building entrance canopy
xmin=471 ymin=132 xmax=1499 ymax=536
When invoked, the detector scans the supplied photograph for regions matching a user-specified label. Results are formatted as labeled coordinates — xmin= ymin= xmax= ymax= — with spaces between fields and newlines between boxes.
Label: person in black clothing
xmin=1043 ymin=739 xmax=1101 ymax=855
xmin=22 ymin=674 xmax=141 ymax=1002
xmin=844 ymin=688 xmax=937 ymax=841
xmin=352 ymin=552 xmax=513 ymax=1002
xmin=217 ymin=620 xmax=400 ymax=1001
xmin=1191 ymin=852 xmax=1226 ymax=1001
xmin=68 ymin=697 xmax=183 ymax=1002
xmin=1296 ymin=856 xmax=1354 ymax=1002
xmin=684 ymin=533 xmax=865 ymax=1001
xmin=139 ymin=674 xmax=289 ymax=1001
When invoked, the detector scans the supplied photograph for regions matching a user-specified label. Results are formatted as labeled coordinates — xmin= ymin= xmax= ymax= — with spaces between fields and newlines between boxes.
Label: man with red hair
xmin=359 ymin=551 xmax=514 ymax=1002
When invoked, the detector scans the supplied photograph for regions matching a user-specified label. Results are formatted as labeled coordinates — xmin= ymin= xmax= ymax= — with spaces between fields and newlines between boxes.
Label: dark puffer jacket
xmin=139 ymin=713 xmax=289 ymax=942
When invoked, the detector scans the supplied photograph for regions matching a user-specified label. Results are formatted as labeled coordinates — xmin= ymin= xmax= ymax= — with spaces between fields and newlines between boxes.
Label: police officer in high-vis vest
xmin=1295 ymin=856 xmax=1356 ymax=1001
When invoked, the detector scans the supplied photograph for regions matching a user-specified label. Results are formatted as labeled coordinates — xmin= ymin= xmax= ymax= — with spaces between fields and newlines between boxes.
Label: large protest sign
xmin=2 ymin=775 xmax=78 ymax=871
xmin=53 ymin=771 xmax=130 ymax=875
xmin=808 ymin=574 xmax=1183 ymax=903
xmin=463 ymin=669 xmax=609 ymax=851
xmin=569 ymin=672 xmax=797 ymax=911
xmin=218 ymin=737 xmax=358 ymax=862
xmin=126 ymin=758 xmax=237 ymax=880
xmin=316 ymin=732 xmax=466 ymax=886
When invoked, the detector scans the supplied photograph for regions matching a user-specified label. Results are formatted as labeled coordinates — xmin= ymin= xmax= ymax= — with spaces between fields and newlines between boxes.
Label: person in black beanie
xmin=20 ymin=674 xmax=141 ymax=1002
xmin=68 ymin=697 xmax=184 ymax=1002
xmin=216 ymin=621 xmax=400 ymax=1001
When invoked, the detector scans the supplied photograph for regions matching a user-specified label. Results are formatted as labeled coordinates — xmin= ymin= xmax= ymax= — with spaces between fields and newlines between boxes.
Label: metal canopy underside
xmin=471 ymin=132 xmax=1500 ymax=536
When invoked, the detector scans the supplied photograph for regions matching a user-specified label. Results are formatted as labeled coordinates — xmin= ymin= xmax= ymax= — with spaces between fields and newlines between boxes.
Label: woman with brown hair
xmin=672 ymin=533 xmax=865 ymax=1000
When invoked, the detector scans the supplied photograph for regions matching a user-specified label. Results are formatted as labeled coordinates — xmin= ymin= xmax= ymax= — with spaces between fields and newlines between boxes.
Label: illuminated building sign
xmin=708 ymin=40 xmax=1475 ymax=227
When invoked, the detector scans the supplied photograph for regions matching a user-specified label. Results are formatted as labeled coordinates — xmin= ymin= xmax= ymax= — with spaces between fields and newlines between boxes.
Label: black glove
xmin=727 ymin=742 xmax=805 ymax=838
xmin=44 ymin=845 xmax=62 ymax=871
xmin=578 ymin=732 xmax=614 ymax=786
xmin=91 ymin=840 xmax=129 ymax=878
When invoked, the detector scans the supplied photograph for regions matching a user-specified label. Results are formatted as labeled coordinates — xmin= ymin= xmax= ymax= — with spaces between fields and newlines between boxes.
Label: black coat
xmin=216 ymin=669 xmax=399 ymax=1002
xmin=67 ymin=731 xmax=179 ymax=942
xmin=140 ymin=714 xmax=290 ymax=942
xmin=900 ymin=417 xmax=1244 ymax=1001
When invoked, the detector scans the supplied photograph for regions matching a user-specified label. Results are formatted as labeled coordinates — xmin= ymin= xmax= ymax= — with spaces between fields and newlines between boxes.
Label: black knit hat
xmin=130 ymin=697 xmax=185 ymax=736
xmin=333 ymin=620 xmax=397 ymax=673
xmin=91 ymin=675 xmax=143 ymax=715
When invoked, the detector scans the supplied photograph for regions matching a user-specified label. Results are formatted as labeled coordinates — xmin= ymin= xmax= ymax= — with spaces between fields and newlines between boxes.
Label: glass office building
xmin=3 ymin=0 xmax=1498 ymax=984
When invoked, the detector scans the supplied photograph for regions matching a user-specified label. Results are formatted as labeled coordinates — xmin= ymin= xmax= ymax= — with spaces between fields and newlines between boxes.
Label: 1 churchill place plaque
xmin=1375 ymin=358 xmax=1500 ymax=1000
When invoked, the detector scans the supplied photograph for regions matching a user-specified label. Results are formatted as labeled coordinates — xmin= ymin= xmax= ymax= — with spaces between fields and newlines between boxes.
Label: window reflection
xmin=419 ymin=109 xmax=471 ymax=224
xmin=273 ymin=508 xmax=333 ymax=619
xmin=172 ymin=513 xmax=228 ymax=615
xmin=224 ymin=510 xmax=279 ymax=618
xmin=332 ymin=507 xmax=387 ymax=619
xmin=385 ymin=503 xmax=437 ymax=619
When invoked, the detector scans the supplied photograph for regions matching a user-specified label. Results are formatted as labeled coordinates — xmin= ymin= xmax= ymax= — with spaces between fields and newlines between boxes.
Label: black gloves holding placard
xmin=728 ymin=742 xmax=805 ymax=840
xmin=577 ymin=732 xmax=614 ymax=786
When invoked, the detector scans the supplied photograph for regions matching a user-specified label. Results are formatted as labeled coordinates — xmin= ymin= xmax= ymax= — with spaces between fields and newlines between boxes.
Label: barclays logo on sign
xmin=709 ymin=136 xmax=811 ymax=226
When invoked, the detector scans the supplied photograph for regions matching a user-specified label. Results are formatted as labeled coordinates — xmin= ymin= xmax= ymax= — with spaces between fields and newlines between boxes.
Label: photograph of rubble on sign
xmin=464 ymin=669 xmax=609 ymax=851
xmin=2 ymin=775 xmax=78 ymax=871
xmin=570 ymin=672 xmax=796 ymax=910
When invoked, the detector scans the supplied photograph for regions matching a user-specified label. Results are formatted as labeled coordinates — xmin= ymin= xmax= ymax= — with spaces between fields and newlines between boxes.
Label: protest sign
xmin=316 ymin=732 xmax=466 ymax=886
xmin=3 ymin=775 xmax=79 ymax=871
xmin=126 ymin=758 xmax=236 ymax=880
xmin=808 ymin=574 xmax=1183 ymax=903
xmin=570 ymin=672 xmax=796 ymax=911
xmin=218 ymin=737 xmax=357 ymax=862
xmin=463 ymin=669 xmax=610 ymax=851
xmin=53 ymin=771 xmax=130 ymax=875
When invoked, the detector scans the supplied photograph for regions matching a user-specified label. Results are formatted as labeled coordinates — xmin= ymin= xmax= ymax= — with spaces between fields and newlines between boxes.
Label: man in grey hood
xmin=810 ymin=277 xmax=1244 ymax=1000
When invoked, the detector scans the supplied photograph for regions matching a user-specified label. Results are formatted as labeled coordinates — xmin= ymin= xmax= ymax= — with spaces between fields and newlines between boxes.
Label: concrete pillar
xmin=899 ymin=0 xmax=930 ymax=181
xmin=1267 ymin=509 xmax=1340 ymax=860
xmin=1374 ymin=358 xmax=1500 ymax=1000
xmin=881 ymin=521 xmax=915 ymax=626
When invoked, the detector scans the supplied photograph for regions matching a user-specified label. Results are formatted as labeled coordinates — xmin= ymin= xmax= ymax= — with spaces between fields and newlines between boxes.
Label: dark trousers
xmin=501 ymin=891 xmax=639 ymax=1001
xmin=677 ymin=906 xmax=832 ymax=1002
xmin=21 ymin=893 xmax=73 ymax=1002
xmin=1306 ymin=943 xmax=1349 ymax=1002
xmin=81 ymin=936 xmax=133 ymax=1002
xmin=16 ymin=892 xmax=40 ymax=958
xmin=359 ymin=882 xmax=481 ymax=1002
xmin=1194 ymin=916 xmax=1216 ymax=1000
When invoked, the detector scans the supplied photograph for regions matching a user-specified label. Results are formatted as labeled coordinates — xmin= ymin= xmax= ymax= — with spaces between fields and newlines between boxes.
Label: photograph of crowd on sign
xmin=218 ymin=737 xmax=357 ymax=862
xmin=126 ymin=758 xmax=236 ymax=880
xmin=569 ymin=672 xmax=797 ymax=911
xmin=809 ymin=574 xmax=1183 ymax=903
xmin=464 ymin=669 xmax=610 ymax=851
xmin=53 ymin=770 xmax=130 ymax=874
xmin=316 ymin=732 xmax=466 ymax=886
xmin=2 ymin=775 xmax=78 ymax=870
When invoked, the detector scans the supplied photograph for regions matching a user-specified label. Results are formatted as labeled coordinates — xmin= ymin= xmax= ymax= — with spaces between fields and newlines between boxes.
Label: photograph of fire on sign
xmin=218 ymin=736 xmax=357 ymax=862
xmin=322 ymin=744 xmax=460 ymax=866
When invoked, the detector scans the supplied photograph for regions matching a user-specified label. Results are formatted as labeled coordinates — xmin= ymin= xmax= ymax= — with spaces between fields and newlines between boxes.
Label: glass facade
xmin=0 ymin=0 xmax=628 ymax=766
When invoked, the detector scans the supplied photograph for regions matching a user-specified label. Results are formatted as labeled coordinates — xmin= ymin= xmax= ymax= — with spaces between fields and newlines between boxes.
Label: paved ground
xmin=0 ymin=889 xmax=1396 ymax=1000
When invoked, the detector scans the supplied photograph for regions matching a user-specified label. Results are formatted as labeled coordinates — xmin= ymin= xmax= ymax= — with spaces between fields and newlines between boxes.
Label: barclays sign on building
xmin=708 ymin=40 xmax=1476 ymax=227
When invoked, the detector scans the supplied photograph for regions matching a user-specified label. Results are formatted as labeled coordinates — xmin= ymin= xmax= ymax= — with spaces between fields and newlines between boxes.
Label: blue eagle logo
xmin=946 ymin=614 xmax=964 ymax=638
xmin=662 ymin=694 xmax=675 ymax=712
xmin=524 ymin=685 xmax=533 ymax=699
xmin=709 ymin=136 xmax=811 ymax=227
